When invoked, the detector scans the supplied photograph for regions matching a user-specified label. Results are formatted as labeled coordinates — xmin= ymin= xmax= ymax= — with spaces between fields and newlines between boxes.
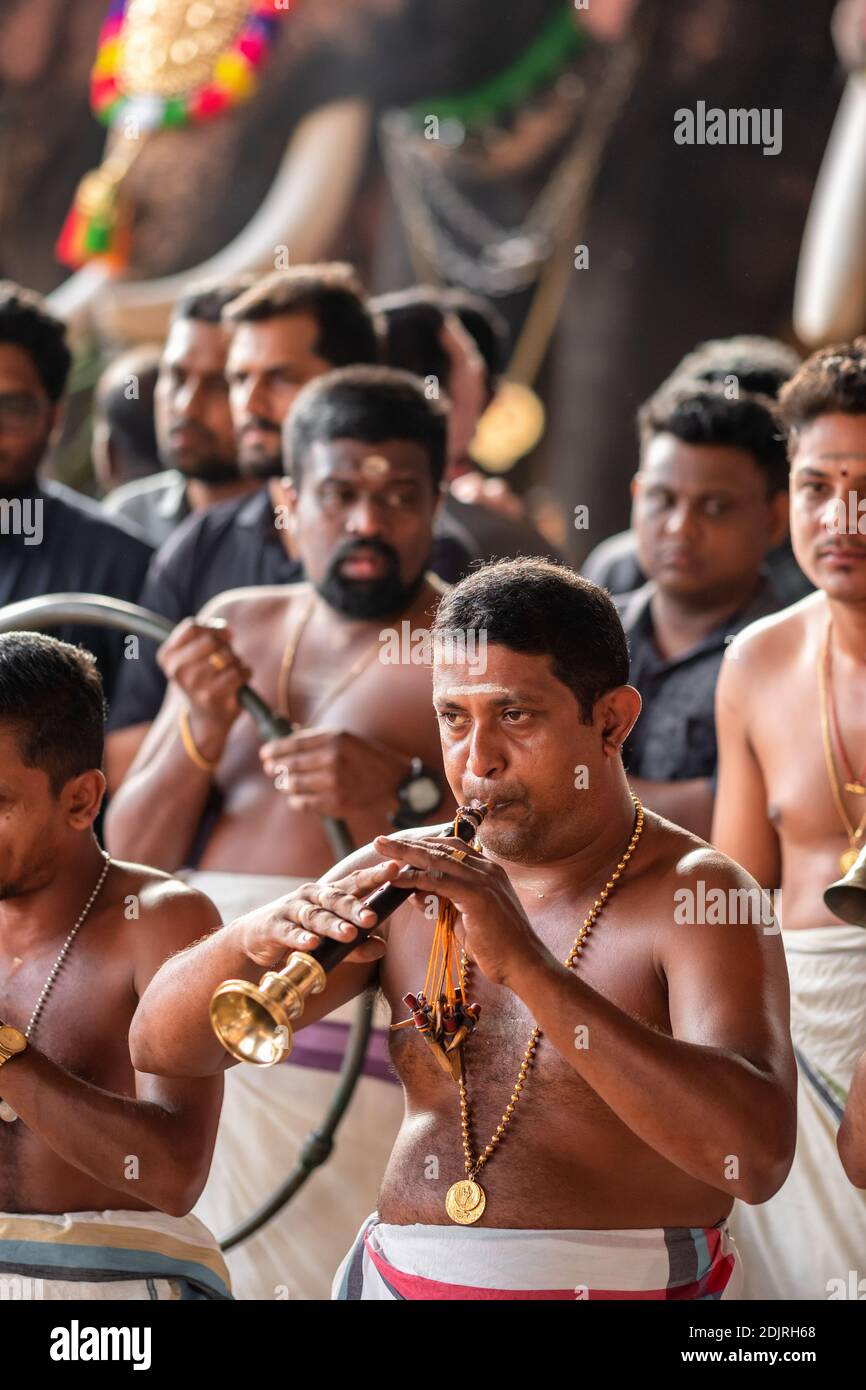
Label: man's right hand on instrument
xmin=231 ymin=862 xmax=402 ymax=969
xmin=158 ymin=618 xmax=252 ymax=742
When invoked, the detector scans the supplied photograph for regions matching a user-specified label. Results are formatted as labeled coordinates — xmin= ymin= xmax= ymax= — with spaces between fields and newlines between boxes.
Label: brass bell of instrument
xmin=824 ymin=844 xmax=866 ymax=927
xmin=209 ymin=952 xmax=328 ymax=1066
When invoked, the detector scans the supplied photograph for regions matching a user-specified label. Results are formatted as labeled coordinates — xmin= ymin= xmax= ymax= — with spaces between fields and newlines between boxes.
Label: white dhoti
xmin=731 ymin=925 xmax=866 ymax=1299
xmin=185 ymin=871 xmax=404 ymax=1301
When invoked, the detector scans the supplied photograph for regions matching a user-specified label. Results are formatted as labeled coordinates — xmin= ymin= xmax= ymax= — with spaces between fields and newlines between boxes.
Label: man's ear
xmin=275 ymin=475 xmax=298 ymax=507
xmin=271 ymin=476 xmax=299 ymax=560
xmin=62 ymin=769 xmax=106 ymax=831
xmin=766 ymin=487 xmax=791 ymax=550
xmin=598 ymin=684 xmax=642 ymax=755
xmin=47 ymin=402 xmax=64 ymax=448
xmin=629 ymin=471 xmax=643 ymax=525
xmin=432 ymin=479 xmax=445 ymax=520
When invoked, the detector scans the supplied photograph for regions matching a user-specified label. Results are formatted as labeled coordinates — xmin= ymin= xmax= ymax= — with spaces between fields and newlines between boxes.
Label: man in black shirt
xmin=581 ymin=334 xmax=811 ymax=605
xmin=617 ymin=379 xmax=790 ymax=839
xmin=102 ymin=278 xmax=259 ymax=545
xmin=0 ymin=283 xmax=152 ymax=720
xmin=105 ymin=265 xmax=384 ymax=774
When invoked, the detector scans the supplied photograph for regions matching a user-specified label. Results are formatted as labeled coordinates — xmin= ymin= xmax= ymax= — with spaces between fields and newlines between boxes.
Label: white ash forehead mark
xmin=441 ymin=684 xmax=511 ymax=696
xmin=360 ymin=454 xmax=391 ymax=479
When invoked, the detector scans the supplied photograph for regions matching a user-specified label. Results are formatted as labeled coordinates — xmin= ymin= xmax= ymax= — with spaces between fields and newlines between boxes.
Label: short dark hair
xmin=374 ymin=289 xmax=450 ymax=390
xmin=0 ymin=281 xmax=72 ymax=403
xmin=223 ymin=264 xmax=379 ymax=367
xmin=776 ymin=337 xmax=866 ymax=455
xmin=668 ymin=335 xmax=801 ymax=400
xmin=285 ymin=364 xmax=449 ymax=488
xmin=95 ymin=344 xmax=161 ymax=468
xmin=173 ymin=273 xmax=257 ymax=326
xmin=432 ymin=558 xmax=630 ymax=722
xmin=638 ymin=381 xmax=789 ymax=495
xmin=0 ymin=634 xmax=106 ymax=795
xmin=374 ymin=285 xmax=507 ymax=399
xmin=442 ymin=288 xmax=508 ymax=388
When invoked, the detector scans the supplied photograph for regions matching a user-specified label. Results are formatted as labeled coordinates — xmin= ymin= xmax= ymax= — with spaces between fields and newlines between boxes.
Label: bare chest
xmin=0 ymin=931 xmax=136 ymax=1092
xmin=203 ymin=631 xmax=445 ymax=873
xmin=750 ymin=652 xmax=866 ymax=849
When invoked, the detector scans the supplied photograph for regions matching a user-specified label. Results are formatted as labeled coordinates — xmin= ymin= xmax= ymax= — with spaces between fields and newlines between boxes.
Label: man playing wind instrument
xmin=133 ymin=558 xmax=795 ymax=1301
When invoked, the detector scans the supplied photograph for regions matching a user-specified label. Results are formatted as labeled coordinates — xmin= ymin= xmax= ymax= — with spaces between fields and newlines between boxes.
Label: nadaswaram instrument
xmin=209 ymin=802 xmax=488 ymax=1066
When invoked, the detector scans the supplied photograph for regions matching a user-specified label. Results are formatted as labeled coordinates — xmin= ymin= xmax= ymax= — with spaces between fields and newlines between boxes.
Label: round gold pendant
xmin=840 ymin=848 xmax=860 ymax=874
xmin=468 ymin=382 xmax=546 ymax=474
xmin=445 ymin=1178 xmax=486 ymax=1225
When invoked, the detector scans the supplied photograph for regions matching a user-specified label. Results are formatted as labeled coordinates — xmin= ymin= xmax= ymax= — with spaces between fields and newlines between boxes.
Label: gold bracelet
xmin=178 ymin=706 xmax=218 ymax=773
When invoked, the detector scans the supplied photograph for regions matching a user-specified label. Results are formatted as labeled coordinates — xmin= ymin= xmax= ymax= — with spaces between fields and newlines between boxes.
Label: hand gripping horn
xmin=0 ymin=593 xmax=355 ymax=862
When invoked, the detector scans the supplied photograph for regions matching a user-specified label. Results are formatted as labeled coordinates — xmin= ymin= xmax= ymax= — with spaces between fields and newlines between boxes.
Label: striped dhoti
xmin=332 ymin=1213 xmax=744 ymax=1301
xmin=0 ymin=1208 xmax=232 ymax=1300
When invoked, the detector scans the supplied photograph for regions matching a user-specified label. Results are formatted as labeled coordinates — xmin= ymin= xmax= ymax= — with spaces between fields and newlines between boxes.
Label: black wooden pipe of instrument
xmin=305 ymin=801 xmax=487 ymax=974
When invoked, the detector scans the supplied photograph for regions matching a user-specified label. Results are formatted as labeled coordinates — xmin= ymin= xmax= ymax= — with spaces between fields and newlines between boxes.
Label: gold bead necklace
xmin=444 ymin=795 xmax=645 ymax=1225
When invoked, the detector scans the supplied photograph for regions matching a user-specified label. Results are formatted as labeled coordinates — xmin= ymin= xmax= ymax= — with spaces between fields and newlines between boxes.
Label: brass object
xmin=445 ymin=1178 xmax=486 ymax=1225
xmin=120 ymin=0 xmax=249 ymax=98
xmin=210 ymin=951 xmax=327 ymax=1066
xmin=469 ymin=382 xmax=547 ymax=474
xmin=211 ymin=803 xmax=489 ymax=1067
xmin=824 ymin=843 xmax=866 ymax=926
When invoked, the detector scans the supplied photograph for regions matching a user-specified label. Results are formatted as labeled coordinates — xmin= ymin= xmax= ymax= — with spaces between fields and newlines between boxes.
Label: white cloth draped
xmin=731 ymin=925 xmax=866 ymax=1299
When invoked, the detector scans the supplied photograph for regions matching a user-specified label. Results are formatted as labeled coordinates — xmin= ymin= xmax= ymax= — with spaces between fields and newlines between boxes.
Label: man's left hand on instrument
xmin=260 ymin=729 xmax=414 ymax=819
xmin=372 ymin=833 xmax=544 ymax=987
